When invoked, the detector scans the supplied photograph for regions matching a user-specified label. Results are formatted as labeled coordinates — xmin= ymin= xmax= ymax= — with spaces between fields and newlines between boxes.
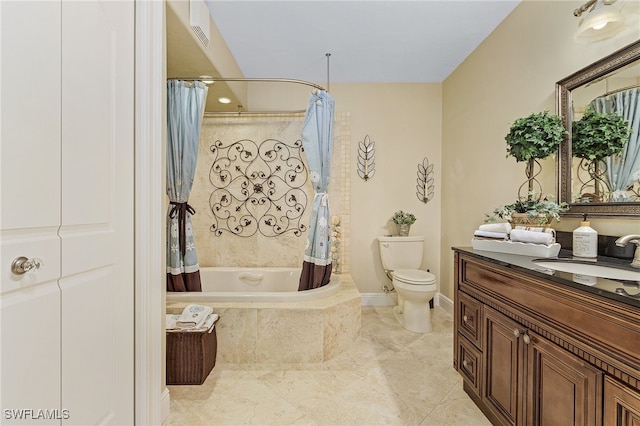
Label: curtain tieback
xmin=169 ymin=201 xmax=196 ymax=257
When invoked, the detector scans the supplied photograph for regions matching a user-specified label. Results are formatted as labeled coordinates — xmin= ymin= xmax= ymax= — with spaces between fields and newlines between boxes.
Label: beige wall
xmin=198 ymin=0 xmax=640 ymax=299
xmin=441 ymin=0 xmax=640 ymax=301
xmin=248 ymin=83 xmax=442 ymax=294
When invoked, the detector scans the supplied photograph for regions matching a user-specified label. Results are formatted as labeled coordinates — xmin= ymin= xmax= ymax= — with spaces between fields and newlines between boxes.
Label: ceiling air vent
xmin=190 ymin=0 xmax=210 ymax=48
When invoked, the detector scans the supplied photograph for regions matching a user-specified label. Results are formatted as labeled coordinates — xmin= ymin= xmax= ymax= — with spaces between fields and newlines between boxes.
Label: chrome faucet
xmin=615 ymin=235 xmax=640 ymax=268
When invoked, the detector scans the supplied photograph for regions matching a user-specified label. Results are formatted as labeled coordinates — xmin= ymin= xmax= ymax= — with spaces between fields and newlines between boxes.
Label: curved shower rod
xmin=167 ymin=76 xmax=326 ymax=91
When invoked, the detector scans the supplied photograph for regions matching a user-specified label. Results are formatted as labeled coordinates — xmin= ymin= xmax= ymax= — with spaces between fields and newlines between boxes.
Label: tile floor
xmin=164 ymin=306 xmax=491 ymax=426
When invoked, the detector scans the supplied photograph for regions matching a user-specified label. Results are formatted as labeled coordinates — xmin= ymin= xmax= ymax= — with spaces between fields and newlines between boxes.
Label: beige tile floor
xmin=164 ymin=306 xmax=491 ymax=426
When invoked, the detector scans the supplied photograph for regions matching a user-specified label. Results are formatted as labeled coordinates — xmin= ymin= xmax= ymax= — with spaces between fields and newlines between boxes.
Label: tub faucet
xmin=615 ymin=235 xmax=640 ymax=268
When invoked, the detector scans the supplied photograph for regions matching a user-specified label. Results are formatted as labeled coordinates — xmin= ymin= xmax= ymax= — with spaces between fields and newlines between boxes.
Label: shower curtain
xmin=299 ymin=90 xmax=335 ymax=291
xmin=590 ymin=88 xmax=640 ymax=201
xmin=166 ymin=80 xmax=208 ymax=292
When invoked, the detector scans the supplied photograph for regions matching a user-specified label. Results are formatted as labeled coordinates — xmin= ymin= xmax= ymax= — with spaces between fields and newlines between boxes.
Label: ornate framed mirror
xmin=556 ymin=40 xmax=640 ymax=218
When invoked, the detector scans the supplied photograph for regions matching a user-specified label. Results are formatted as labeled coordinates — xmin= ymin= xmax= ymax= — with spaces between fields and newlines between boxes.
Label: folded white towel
xmin=474 ymin=230 xmax=509 ymax=240
xmin=166 ymin=314 xmax=180 ymax=330
xmin=167 ymin=312 xmax=219 ymax=332
xmin=510 ymin=229 xmax=554 ymax=245
xmin=201 ymin=313 xmax=219 ymax=332
xmin=176 ymin=304 xmax=214 ymax=329
xmin=479 ymin=223 xmax=512 ymax=233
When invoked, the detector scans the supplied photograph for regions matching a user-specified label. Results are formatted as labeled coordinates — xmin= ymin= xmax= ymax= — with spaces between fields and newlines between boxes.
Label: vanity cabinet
xmin=453 ymin=250 xmax=640 ymax=426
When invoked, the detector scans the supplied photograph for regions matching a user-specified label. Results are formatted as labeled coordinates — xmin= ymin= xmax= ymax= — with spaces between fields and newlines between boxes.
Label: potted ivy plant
xmin=571 ymin=106 xmax=630 ymax=202
xmin=505 ymin=110 xmax=567 ymax=200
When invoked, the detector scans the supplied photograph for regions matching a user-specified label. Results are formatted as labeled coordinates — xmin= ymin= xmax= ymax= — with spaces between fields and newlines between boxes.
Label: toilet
xmin=378 ymin=236 xmax=437 ymax=333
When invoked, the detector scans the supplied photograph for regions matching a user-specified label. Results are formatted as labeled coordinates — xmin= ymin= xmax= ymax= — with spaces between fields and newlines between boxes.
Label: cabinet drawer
xmin=458 ymin=291 xmax=482 ymax=348
xmin=457 ymin=335 xmax=482 ymax=395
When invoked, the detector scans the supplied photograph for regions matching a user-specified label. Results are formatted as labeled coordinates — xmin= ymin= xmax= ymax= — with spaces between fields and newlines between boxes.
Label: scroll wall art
xmin=208 ymin=138 xmax=309 ymax=237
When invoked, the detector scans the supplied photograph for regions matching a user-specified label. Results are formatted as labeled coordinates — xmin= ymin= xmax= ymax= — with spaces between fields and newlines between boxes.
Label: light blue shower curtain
xmin=299 ymin=90 xmax=335 ymax=291
xmin=166 ymin=80 xmax=208 ymax=292
xmin=590 ymin=88 xmax=640 ymax=201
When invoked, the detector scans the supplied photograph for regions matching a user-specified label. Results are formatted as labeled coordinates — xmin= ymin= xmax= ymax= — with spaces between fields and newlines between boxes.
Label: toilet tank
xmin=377 ymin=236 xmax=425 ymax=271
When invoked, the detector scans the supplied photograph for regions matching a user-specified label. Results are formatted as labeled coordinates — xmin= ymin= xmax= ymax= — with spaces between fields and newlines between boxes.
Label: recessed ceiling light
xmin=218 ymin=97 xmax=231 ymax=104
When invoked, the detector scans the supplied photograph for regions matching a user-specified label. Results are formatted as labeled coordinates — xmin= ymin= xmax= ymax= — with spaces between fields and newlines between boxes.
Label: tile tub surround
xmin=166 ymin=274 xmax=362 ymax=363
xmin=164 ymin=306 xmax=491 ymax=426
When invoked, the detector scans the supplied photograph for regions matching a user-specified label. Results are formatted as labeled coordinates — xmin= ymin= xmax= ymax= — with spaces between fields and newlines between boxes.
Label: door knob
xmin=11 ymin=256 xmax=43 ymax=275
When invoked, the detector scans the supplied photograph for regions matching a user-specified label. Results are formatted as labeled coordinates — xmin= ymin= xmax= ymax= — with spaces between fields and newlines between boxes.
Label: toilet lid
xmin=393 ymin=269 xmax=436 ymax=285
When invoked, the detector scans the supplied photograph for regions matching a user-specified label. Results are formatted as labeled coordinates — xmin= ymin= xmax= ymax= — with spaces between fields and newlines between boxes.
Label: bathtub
xmin=165 ymin=267 xmax=341 ymax=303
xmin=165 ymin=268 xmax=361 ymax=363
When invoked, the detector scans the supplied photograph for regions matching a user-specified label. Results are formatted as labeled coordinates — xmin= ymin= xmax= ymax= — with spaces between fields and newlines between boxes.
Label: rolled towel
xmin=479 ymin=223 xmax=512 ymax=233
xmin=510 ymin=229 xmax=554 ymax=245
xmin=474 ymin=230 xmax=509 ymax=240
xmin=176 ymin=304 xmax=214 ymax=329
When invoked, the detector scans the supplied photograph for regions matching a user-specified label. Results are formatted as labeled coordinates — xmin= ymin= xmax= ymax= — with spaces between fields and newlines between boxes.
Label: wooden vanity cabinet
xmin=453 ymin=251 xmax=640 ymax=426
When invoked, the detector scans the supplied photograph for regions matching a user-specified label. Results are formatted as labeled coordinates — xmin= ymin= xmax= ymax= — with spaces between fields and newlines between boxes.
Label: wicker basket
xmin=166 ymin=328 xmax=217 ymax=385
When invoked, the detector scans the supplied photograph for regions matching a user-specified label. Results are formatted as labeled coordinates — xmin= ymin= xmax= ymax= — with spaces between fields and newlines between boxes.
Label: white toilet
xmin=378 ymin=236 xmax=437 ymax=333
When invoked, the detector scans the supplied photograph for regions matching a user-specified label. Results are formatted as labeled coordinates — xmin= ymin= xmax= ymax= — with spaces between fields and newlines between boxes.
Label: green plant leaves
xmin=571 ymin=107 xmax=630 ymax=161
xmin=505 ymin=110 xmax=566 ymax=162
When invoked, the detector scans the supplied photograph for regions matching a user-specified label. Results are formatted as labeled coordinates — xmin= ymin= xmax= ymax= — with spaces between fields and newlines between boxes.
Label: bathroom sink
xmin=532 ymin=259 xmax=640 ymax=281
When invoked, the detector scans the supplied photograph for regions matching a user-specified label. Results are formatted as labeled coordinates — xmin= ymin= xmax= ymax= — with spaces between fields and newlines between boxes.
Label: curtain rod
xmin=203 ymin=110 xmax=306 ymax=116
xmin=604 ymin=84 xmax=640 ymax=97
xmin=167 ymin=77 xmax=325 ymax=91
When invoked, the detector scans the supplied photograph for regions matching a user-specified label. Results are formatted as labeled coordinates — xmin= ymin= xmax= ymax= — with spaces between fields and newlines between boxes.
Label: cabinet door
xmin=604 ymin=376 xmax=640 ymax=426
xmin=60 ymin=1 xmax=134 ymax=424
xmin=526 ymin=331 xmax=602 ymax=426
xmin=0 ymin=0 xmax=62 ymax=419
xmin=484 ymin=306 xmax=523 ymax=426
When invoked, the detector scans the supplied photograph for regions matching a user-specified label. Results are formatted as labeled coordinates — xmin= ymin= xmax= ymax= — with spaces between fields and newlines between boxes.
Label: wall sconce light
xmin=574 ymin=0 xmax=626 ymax=42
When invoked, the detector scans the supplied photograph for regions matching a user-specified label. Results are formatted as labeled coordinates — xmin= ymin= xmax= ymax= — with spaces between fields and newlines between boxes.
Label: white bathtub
xmin=165 ymin=267 xmax=341 ymax=303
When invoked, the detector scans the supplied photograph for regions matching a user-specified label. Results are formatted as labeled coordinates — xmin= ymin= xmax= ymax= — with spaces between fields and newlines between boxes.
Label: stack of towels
xmin=166 ymin=304 xmax=219 ymax=332
xmin=473 ymin=222 xmax=556 ymax=245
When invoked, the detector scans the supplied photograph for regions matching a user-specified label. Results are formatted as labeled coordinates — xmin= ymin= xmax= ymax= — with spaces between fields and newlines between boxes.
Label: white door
xmin=59 ymin=1 xmax=134 ymax=424
xmin=1 ymin=1 xmax=135 ymax=424
xmin=1 ymin=1 xmax=63 ymax=420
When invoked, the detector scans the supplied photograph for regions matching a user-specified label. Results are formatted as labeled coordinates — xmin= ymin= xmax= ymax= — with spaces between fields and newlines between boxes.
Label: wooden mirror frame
xmin=556 ymin=40 xmax=640 ymax=218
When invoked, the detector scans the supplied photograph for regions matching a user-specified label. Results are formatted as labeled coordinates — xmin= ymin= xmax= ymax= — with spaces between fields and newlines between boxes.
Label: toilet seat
xmin=392 ymin=269 xmax=436 ymax=285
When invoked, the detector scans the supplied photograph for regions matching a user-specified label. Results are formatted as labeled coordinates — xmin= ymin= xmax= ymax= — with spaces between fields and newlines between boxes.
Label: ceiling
xmin=203 ymin=0 xmax=521 ymax=84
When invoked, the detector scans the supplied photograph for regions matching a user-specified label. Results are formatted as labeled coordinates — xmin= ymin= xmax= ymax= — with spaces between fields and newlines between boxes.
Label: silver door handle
xmin=11 ymin=256 xmax=43 ymax=275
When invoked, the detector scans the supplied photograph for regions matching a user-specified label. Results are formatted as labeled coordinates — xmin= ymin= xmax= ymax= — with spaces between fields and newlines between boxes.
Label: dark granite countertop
xmin=453 ymin=247 xmax=640 ymax=309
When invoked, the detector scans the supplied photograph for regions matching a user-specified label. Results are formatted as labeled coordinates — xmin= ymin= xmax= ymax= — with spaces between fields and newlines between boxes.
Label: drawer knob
xmin=463 ymin=315 xmax=468 ymax=322
xmin=523 ymin=333 xmax=531 ymax=344
xmin=513 ymin=328 xmax=521 ymax=338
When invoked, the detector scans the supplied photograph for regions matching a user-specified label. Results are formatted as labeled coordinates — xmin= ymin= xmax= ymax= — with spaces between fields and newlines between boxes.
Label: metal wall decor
xmin=416 ymin=157 xmax=435 ymax=204
xmin=208 ymin=138 xmax=308 ymax=237
xmin=357 ymin=135 xmax=376 ymax=181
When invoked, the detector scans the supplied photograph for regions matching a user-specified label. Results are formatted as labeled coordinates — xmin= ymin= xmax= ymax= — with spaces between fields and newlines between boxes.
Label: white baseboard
xmin=435 ymin=293 xmax=453 ymax=315
xmin=161 ymin=387 xmax=170 ymax=424
xmin=360 ymin=292 xmax=451 ymax=312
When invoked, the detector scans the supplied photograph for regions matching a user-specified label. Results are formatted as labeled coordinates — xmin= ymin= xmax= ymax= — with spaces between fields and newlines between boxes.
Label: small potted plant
xmin=505 ymin=110 xmax=566 ymax=199
xmin=572 ymin=106 xmax=630 ymax=202
xmin=485 ymin=192 xmax=569 ymax=227
xmin=391 ymin=210 xmax=416 ymax=236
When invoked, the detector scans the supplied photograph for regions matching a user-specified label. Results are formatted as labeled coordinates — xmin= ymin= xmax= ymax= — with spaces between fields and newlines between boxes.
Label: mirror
xmin=556 ymin=40 xmax=640 ymax=218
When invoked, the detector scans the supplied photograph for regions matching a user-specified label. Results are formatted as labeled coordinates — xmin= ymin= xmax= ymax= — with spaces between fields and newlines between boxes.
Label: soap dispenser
xmin=572 ymin=214 xmax=597 ymax=258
